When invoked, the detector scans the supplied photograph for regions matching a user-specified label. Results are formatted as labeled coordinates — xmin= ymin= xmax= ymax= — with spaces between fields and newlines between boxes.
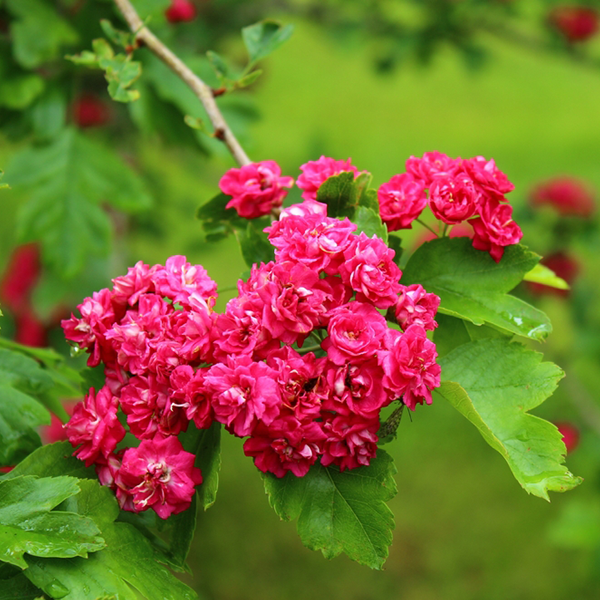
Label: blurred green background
xmin=3 ymin=5 xmax=600 ymax=599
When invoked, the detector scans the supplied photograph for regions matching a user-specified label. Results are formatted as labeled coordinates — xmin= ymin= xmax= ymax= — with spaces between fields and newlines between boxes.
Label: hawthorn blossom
xmin=428 ymin=174 xmax=479 ymax=224
xmin=377 ymin=173 xmax=428 ymax=231
xmin=529 ymin=176 xmax=595 ymax=218
xmin=462 ymin=155 xmax=514 ymax=202
xmin=114 ymin=437 xmax=202 ymax=519
xmin=405 ymin=151 xmax=461 ymax=186
xmin=219 ymin=160 xmax=294 ymax=219
xmin=296 ymin=156 xmax=365 ymax=201
xmin=65 ymin=386 xmax=125 ymax=467
xmin=394 ymin=284 xmax=440 ymax=331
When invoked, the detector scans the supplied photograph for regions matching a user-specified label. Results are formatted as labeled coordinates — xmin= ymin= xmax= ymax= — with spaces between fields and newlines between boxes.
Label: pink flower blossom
xmin=169 ymin=365 xmax=214 ymax=430
xmin=394 ymin=284 xmax=440 ymax=331
xmin=382 ymin=325 xmax=441 ymax=410
xmin=296 ymin=156 xmax=365 ymax=201
xmin=111 ymin=261 xmax=157 ymax=307
xmin=470 ymin=198 xmax=523 ymax=263
xmin=65 ymin=386 xmax=126 ymax=467
xmin=405 ymin=152 xmax=461 ymax=186
xmin=377 ymin=173 xmax=428 ymax=231
xmin=462 ymin=156 xmax=514 ymax=201
xmin=322 ymin=302 xmax=388 ymax=365
xmin=429 ymin=174 xmax=479 ymax=224
xmin=244 ymin=416 xmax=326 ymax=477
xmin=340 ymin=233 xmax=402 ymax=309
xmin=219 ymin=160 xmax=294 ymax=219
xmin=114 ymin=437 xmax=202 ymax=519
xmin=204 ymin=355 xmax=282 ymax=437
xmin=320 ymin=413 xmax=379 ymax=471
xmin=266 ymin=212 xmax=357 ymax=275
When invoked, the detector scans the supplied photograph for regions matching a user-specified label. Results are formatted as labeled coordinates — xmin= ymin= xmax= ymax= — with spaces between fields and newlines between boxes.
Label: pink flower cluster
xmin=62 ymin=256 xmax=213 ymax=518
xmin=378 ymin=152 xmax=523 ymax=262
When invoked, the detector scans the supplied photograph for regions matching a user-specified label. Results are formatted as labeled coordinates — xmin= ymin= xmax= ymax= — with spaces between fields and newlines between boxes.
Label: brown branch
xmin=113 ymin=0 xmax=251 ymax=166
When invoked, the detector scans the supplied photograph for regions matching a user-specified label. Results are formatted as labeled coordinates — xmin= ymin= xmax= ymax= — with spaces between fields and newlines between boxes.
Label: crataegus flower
xmin=548 ymin=6 xmax=599 ymax=43
xmin=377 ymin=173 xmax=428 ymax=231
xmin=65 ymin=386 xmax=126 ymax=467
xmin=429 ymin=174 xmax=479 ymax=224
xmin=165 ymin=0 xmax=197 ymax=23
xmin=296 ymin=156 xmax=365 ymax=201
xmin=529 ymin=176 xmax=595 ymax=218
xmin=72 ymin=95 xmax=110 ymax=128
xmin=462 ymin=155 xmax=514 ymax=201
xmin=219 ymin=160 xmax=293 ymax=219
xmin=382 ymin=325 xmax=441 ymax=410
xmin=470 ymin=198 xmax=522 ymax=263
xmin=394 ymin=284 xmax=440 ymax=331
xmin=405 ymin=151 xmax=461 ymax=186
xmin=114 ymin=437 xmax=202 ymax=519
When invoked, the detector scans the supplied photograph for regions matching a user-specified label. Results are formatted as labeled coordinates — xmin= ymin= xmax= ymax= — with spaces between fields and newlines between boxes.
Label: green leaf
xmin=236 ymin=69 xmax=263 ymax=88
xmin=6 ymin=0 xmax=79 ymax=69
xmin=99 ymin=20 xmax=134 ymax=49
xmin=28 ymin=85 xmax=66 ymax=141
xmin=183 ymin=115 xmax=207 ymax=132
xmin=0 ymin=348 xmax=50 ymax=465
xmin=353 ymin=206 xmax=388 ymax=243
xmin=131 ymin=0 xmax=171 ymax=17
xmin=9 ymin=128 xmax=151 ymax=278
xmin=23 ymin=480 xmax=198 ymax=600
xmin=0 ymin=74 xmax=45 ymax=110
xmin=316 ymin=172 xmax=357 ymax=218
xmin=401 ymin=238 xmax=552 ymax=341
xmin=162 ymin=495 xmax=197 ymax=572
xmin=523 ymin=263 xmax=569 ymax=290
xmin=207 ymin=50 xmax=233 ymax=83
xmin=0 ymin=476 xmax=105 ymax=569
xmin=387 ymin=234 xmax=403 ymax=266
xmin=193 ymin=422 xmax=221 ymax=510
xmin=437 ymin=338 xmax=581 ymax=500
xmin=242 ymin=20 xmax=294 ymax=68
xmin=0 ymin=442 xmax=94 ymax=482
xmin=263 ymin=450 xmax=397 ymax=569
xmin=196 ymin=192 xmax=246 ymax=241
xmin=0 ymin=573 xmax=43 ymax=600
xmin=238 ymin=221 xmax=275 ymax=269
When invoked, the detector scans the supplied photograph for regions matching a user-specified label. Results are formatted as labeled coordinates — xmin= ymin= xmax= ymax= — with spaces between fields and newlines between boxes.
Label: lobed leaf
xmin=353 ymin=206 xmax=388 ymax=243
xmin=0 ymin=476 xmax=104 ymax=569
xmin=23 ymin=480 xmax=198 ymax=600
xmin=238 ymin=221 xmax=275 ymax=269
xmin=437 ymin=338 xmax=581 ymax=500
xmin=523 ymin=262 xmax=569 ymax=290
xmin=263 ymin=450 xmax=397 ymax=569
xmin=402 ymin=237 xmax=551 ymax=340
xmin=9 ymin=128 xmax=151 ymax=278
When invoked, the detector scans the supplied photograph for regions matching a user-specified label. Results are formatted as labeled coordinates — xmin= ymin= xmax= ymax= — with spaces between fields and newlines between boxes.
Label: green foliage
xmin=352 ymin=206 xmax=388 ymax=243
xmin=197 ymin=192 xmax=246 ymax=241
xmin=402 ymin=238 xmax=552 ymax=341
xmin=67 ymin=38 xmax=142 ymax=103
xmin=8 ymin=127 xmax=151 ymax=278
xmin=242 ymin=20 xmax=295 ymax=70
xmin=523 ymin=262 xmax=569 ymax=290
xmin=437 ymin=338 xmax=581 ymax=500
xmin=238 ymin=221 xmax=275 ymax=269
xmin=5 ymin=0 xmax=78 ymax=69
xmin=23 ymin=480 xmax=198 ymax=600
xmin=0 ymin=476 xmax=104 ymax=569
xmin=263 ymin=450 xmax=397 ymax=569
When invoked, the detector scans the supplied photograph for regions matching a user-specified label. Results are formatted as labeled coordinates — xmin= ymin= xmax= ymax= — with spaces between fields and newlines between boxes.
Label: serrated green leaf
xmin=193 ymin=422 xmax=221 ymax=510
xmin=29 ymin=85 xmax=66 ymax=141
xmin=402 ymin=238 xmax=551 ymax=340
xmin=183 ymin=115 xmax=207 ymax=132
xmin=316 ymin=172 xmax=357 ymax=218
xmin=206 ymin=50 xmax=232 ymax=82
xmin=437 ymin=338 xmax=581 ymax=500
xmin=23 ymin=480 xmax=198 ymax=600
xmin=353 ymin=206 xmax=388 ymax=243
xmin=242 ymin=20 xmax=294 ymax=68
xmin=9 ymin=128 xmax=151 ymax=278
xmin=0 ymin=573 xmax=43 ymax=600
xmin=238 ymin=221 xmax=275 ymax=268
xmin=100 ymin=20 xmax=133 ymax=49
xmin=523 ymin=262 xmax=569 ymax=290
xmin=197 ymin=192 xmax=246 ymax=241
xmin=0 ymin=476 xmax=105 ymax=569
xmin=263 ymin=450 xmax=397 ymax=569
xmin=6 ymin=0 xmax=79 ymax=69
xmin=387 ymin=234 xmax=403 ymax=266
xmin=0 ymin=442 xmax=95 ymax=482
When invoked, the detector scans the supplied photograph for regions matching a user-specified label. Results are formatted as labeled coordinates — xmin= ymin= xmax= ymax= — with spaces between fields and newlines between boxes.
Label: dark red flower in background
xmin=548 ymin=6 xmax=599 ymax=43
xmin=72 ymin=94 xmax=111 ymax=128
xmin=556 ymin=422 xmax=580 ymax=453
xmin=530 ymin=176 xmax=595 ymax=218
xmin=166 ymin=0 xmax=197 ymax=23
xmin=527 ymin=251 xmax=580 ymax=298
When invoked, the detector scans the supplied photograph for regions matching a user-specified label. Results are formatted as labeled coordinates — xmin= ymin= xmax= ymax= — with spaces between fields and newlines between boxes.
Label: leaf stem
xmin=415 ymin=218 xmax=439 ymax=237
xmin=112 ymin=0 xmax=251 ymax=166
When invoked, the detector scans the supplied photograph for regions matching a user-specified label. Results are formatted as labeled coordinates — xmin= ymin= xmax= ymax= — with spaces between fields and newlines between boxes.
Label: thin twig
xmin=415 ymin=218 xmax=440 ymax=237
xmin=113 ymin=0 xmax=251 ymax=166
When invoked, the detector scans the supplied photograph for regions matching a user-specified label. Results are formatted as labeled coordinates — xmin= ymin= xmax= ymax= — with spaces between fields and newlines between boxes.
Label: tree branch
xmin=113 ymin=0 xmax=252 ymax=166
